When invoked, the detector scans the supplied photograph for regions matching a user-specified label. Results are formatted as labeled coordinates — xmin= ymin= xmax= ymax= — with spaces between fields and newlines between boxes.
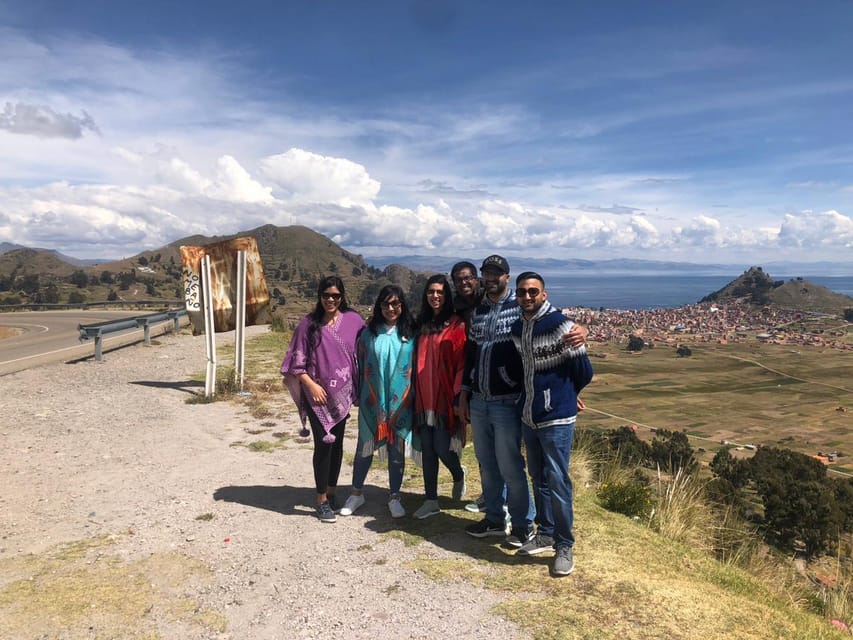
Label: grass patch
xmin=194 ymin=513 xmax=215 ymax=522
xmin=0 ymin=536 xmax=223 ymax=639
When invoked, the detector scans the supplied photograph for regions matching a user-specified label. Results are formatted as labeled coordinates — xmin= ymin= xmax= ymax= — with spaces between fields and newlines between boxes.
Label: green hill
xmin=700 ymin=266 xmax=853 ymax=314
xmin=0 ymin=224 xmax=429 ymax=312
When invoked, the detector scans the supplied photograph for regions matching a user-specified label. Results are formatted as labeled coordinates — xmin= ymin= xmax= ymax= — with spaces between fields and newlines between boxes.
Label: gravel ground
xmin=0 ymin=327 xmax=528 ymax=639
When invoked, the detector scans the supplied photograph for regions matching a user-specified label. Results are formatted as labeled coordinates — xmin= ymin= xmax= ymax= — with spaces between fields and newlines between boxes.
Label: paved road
xmin=0 ymin=310 xmax=176 ymax=376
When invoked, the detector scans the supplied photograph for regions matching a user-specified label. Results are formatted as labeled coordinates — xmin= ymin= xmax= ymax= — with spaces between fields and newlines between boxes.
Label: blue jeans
xmin=470 ymin=395 xmax=534 ymax=530
xmin=523 ymin=422 xmax=575 ymax=548
xmin=351 ymin=437 xmax=405 ymax=495
xmin=420 ymin=425 xmax=465 ymax=500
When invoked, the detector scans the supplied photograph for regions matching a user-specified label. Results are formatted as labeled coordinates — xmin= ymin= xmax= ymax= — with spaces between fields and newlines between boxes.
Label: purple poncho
xmin=280 ymin=310 xmax=365 ymax=442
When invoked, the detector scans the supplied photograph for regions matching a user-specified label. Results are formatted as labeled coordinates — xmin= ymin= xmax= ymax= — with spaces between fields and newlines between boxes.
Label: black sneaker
xmin=551 ymin=546 xmax=574 ymax=576
xmin=465 ymin=518 xmax=508 ymax=538
xmin=315 ymin=501 xmax=336 ymax=523
xmin=505 ymin=527 xmax=533 ymax=548
xmin=327 ymin=494 xmax=338 ymax=512
xmin=517 ymin=533 xmax=555 ymax=556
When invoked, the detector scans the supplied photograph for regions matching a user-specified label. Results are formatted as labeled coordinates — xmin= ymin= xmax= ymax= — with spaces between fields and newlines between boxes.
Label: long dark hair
xmin=417 ymin=274 xmax=454 ymax=334
xmin=367 ymin=284 xmax=414 ymax=339
xmin=306 ymin=275 xmax=351 ymax=360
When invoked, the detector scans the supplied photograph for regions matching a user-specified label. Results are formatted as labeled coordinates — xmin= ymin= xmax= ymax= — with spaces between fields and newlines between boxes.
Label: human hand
xmin=458 ymin=391 xmax=471 ymax=424
xmin=577 ymin=397 xmax=586 ymax=412
xmin=306 ymin=380 xmax=328 ymax=405
xmin=563 ymin=324 xmax=588 ymax=347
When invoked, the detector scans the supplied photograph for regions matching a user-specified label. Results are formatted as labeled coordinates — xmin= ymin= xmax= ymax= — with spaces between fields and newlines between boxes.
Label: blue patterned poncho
xmin=356 ymin=324 xmax=414 ymax=459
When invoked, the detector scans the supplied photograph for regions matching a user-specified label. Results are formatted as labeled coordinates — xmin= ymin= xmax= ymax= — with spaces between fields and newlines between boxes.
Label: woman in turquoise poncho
xmin=339 ymin=285 xmax=415 ymax=519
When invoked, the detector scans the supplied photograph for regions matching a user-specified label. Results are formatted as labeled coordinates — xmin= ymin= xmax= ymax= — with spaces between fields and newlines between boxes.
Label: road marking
xmin=0 ymin=322 xmax=50 ymax=332
xmin=0 ymin=329 xmax=145 ymax=365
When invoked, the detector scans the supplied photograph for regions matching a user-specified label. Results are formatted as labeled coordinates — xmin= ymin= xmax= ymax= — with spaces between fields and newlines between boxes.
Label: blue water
xmin=536 ymin=273 xmax=853 ymax=310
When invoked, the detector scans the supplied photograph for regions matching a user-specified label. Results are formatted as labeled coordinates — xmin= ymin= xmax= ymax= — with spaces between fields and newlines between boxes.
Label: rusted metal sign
xmin=180 ymin=236 xmax=272 ymax=335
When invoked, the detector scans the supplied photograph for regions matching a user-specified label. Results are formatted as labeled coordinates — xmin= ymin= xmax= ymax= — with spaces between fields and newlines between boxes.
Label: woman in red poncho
xmin=411 ymin=274 xmax=468 ymax=519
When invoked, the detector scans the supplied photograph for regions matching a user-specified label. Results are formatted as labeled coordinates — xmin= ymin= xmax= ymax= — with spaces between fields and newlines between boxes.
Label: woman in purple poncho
xmin=281 ymin=276 xmax=365 ymax=523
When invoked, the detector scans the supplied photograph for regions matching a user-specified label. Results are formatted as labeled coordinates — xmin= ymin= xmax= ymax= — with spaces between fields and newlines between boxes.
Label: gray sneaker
xmin=551 ymin=546 xmax=574 ymax=576
xmin=517 ymin=533 xmax=555 ymax=556
xmin=315 ymin=501 xmax=336 ymax=523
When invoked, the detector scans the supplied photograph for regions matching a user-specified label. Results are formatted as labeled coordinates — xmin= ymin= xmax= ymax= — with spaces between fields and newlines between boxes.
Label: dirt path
xmin=0 ymin=328 xmax=526 ymax=639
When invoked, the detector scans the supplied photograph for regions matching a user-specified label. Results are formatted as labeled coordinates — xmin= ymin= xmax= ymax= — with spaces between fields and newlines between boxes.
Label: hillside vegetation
xmin=0 ymin=224 xmax=429 ymax=312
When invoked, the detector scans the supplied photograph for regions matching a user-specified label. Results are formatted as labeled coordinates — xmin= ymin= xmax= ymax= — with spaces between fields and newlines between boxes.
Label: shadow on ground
xmin=355 ymin=492 xmax=539 ymax=567
xmin=213 ymin=484 xmax=319 ymax=518
xmin=130 ymin=379 xmax=204 ymax=394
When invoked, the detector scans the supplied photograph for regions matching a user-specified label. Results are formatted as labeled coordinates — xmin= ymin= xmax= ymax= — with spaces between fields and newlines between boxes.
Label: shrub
xmin=598 ymin=479 xmax=653 ymax=520
xmin=626 ymin=335 xmax=644 ymax=351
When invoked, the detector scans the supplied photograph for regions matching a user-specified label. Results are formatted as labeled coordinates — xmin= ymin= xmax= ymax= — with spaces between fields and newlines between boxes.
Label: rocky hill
xmin=0 ymin=225 xmax=427 ymax=312
xmin=700 ymin=265 xmax=853 ymax=314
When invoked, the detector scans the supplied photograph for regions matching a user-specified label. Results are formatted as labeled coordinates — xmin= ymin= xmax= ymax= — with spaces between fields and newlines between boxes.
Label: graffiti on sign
xmin=180 ymin=236 xmax=272 ymax=334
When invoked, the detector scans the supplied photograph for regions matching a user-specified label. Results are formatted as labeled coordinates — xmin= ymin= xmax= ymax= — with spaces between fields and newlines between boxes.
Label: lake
xmin=531 ymin=273 xmax=853 ymax=310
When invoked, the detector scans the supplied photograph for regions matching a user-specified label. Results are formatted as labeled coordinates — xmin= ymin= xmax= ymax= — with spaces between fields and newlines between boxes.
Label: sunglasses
xmin=381 ymin=300 xmax=402 ymax=309
xmin=515 ymin=287 xmax=541 ymax=298
xmin=321 ymin=292 xmax=342 ymax=301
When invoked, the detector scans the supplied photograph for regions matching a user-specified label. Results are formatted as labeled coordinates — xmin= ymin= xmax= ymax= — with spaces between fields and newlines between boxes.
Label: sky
xmin=1 ymin=0 xmax=852 ymax=265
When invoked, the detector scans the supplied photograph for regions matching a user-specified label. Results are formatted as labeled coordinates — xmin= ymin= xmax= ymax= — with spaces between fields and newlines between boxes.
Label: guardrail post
xmin=169 ymin=311 xmax=181 ymax=333
xmin=135 ymin=318 xmax=152 ymax=345
xmin=94 ymin=333 xmax=103 ymax=362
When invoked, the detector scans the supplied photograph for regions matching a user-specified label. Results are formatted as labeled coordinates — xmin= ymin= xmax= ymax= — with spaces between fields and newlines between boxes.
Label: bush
xmin=627 ymin=335 xmax=644 ymax=351
xmin=676 ymin=345 xmax=692 ymax=357
xmin=650 ymin=429 xmax=697 ymax=473
xmin=598 ymin=479 xmax=653 ymax=520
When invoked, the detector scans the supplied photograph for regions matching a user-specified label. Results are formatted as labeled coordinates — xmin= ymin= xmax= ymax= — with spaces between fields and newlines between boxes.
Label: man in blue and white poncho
xmin=510 ymin=271 xmax=593 ymax=577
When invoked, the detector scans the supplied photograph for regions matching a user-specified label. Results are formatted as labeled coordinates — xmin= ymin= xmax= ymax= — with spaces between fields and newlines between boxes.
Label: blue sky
xmin=1 ymin=0 xmax=852 ymax=264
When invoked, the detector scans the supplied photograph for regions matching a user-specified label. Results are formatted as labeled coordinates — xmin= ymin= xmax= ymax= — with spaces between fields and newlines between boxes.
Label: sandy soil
xmin=0 ymin=327 xmax=527 ymax=639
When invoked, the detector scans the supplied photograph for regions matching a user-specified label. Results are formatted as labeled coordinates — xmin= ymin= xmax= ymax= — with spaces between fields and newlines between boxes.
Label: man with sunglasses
xmin=450 ymin=261 xmax=483 ymax=323
xmin=459 ymin=256 xmax=587 ymax=549
xmin=510 ymin=272 xmax=593 ymax=577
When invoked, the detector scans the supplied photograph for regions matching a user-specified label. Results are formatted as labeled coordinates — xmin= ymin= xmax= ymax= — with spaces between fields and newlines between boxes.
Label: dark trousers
xmin=307 ymin=406 xmax=346 ymax=494
xmin=420 ymin=425 xmax=465 ymax=500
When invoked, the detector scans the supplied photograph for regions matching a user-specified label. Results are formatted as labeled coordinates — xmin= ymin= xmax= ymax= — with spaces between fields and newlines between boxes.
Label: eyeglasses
xmin=453 ymin=274 xmax=476 ymax=284
xmin=321 ymin=292 xmax=342 ymax=301
xmin=381 ymin=300 xmax=402 ymax=309
xmin=426 ymin=290 xmax=445 ymax=296
xmin=515 ymin=287 xmax=541 ymax=298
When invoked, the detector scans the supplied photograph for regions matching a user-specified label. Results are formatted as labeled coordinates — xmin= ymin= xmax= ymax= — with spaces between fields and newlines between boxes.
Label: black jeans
xmin=307 ymin=406 xmax=347 ymax=494
xmin=420 ymin=425 xmax=464 ymax=500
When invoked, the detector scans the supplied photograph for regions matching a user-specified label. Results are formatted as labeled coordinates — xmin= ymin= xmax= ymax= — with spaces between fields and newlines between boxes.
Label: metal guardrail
xmin=1 ymin=300 xmax=183 ymax=312
xmin=78 ymin=309 xmax=187 ymax=361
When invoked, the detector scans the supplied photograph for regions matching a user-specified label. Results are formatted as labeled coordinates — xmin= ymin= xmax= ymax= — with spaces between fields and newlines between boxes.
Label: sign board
xmin=180 ymin=236 xmax=272 ymax=335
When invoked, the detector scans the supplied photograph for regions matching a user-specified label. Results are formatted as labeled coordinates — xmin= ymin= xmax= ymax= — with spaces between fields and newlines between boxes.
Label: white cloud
xmin=630 ymin=215 xmax=661 ymax=247
xmin=778 ymin=210 xmax=853 ymax=248
xmin=260 ymin=149 xmax=380 ymax=207
xmin=208 ymin=155 xmax=274 ymax=204
xmin=675 ymin=215 xmax=724 ymax=246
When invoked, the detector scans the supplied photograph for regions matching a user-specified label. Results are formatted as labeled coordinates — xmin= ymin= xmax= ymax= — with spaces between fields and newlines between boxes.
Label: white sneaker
xmin=339 ymin=493 xmax=365 ymax=516
xmin=388 ymin=497 xmax=406 ymax=518
xmin=413 ymin=499 xmax=441 ymax=519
